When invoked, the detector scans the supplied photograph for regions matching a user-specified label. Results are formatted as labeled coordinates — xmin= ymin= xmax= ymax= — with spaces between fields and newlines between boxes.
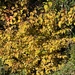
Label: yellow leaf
xmin=13 ymin=13 xmax=17 ymax=17
xmin=44 ymin=5 xmax=49 ymax=12
xmin=48 ymin=2 xmax=52 ymax=7
xmin=4 ymin=59 xmax=13 ymax=67
xmin=58 ymin=21 xmax=62 ymax=28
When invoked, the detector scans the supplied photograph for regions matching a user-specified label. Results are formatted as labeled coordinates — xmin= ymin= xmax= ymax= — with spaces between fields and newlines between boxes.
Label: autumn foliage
xmin=0 ymin=0 xmax=75 ymax=75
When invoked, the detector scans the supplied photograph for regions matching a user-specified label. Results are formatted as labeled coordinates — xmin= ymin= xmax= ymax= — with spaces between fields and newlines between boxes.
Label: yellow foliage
xmin=4 ymin=59 xmax=13 ymax=67
xmin=0 ymin=4 xmax=75 ymax=75
xmin=44 ymin=5 xmax=49 ymax=12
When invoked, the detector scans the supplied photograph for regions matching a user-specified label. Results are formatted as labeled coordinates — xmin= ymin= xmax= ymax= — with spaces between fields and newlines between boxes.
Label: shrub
xmin=0 ymin=0 xmax=75 ymax=75
xmin=49 ymin=43 xmax=75 ymax=75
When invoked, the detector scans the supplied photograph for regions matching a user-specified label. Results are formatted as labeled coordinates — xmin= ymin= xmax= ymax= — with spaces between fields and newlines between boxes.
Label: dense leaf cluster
xmin=0 ymin=0 xmax=75 ymax=75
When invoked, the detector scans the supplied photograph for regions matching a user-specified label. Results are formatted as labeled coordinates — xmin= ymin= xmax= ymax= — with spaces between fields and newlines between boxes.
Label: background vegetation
xmin=0 ymin=0 xmax=75 ymax=75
